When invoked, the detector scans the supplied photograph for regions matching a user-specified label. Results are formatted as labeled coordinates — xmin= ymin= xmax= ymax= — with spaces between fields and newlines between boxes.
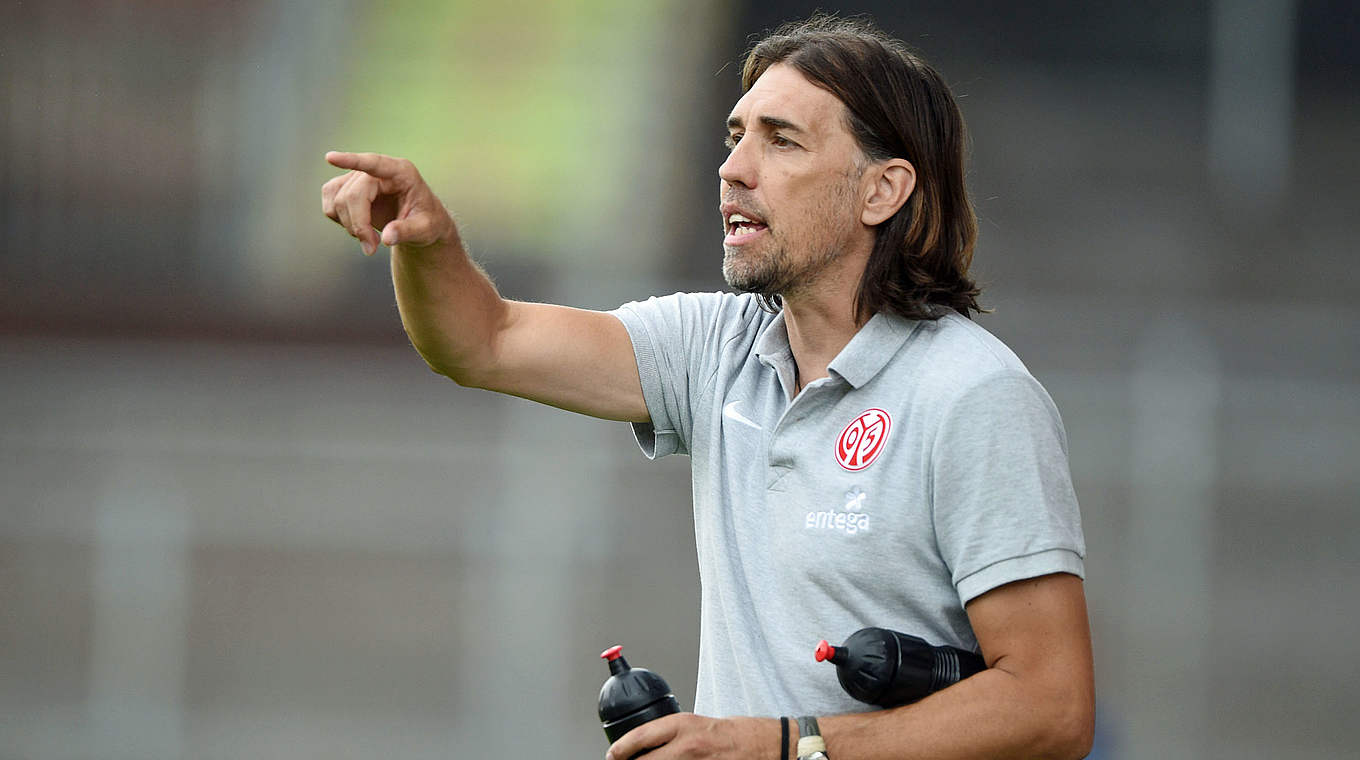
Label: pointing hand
xmin=321 ymin=151 xmax=456 ymax=256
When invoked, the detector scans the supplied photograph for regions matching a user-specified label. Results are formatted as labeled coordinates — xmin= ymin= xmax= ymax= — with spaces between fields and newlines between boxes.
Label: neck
xmin=781 ymin=256 xmax=867 ymax=395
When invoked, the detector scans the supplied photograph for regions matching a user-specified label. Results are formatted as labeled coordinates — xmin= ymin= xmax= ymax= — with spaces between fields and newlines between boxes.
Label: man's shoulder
xmin=892 ymin=310 xmax=1037 ymax=398
xmin=922 ymin=311 xmax=1026 ymax=366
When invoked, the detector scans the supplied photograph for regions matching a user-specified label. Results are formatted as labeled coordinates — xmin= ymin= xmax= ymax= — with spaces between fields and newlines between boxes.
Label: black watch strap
xmin=796 ymin=716 xmax=827 ymax=759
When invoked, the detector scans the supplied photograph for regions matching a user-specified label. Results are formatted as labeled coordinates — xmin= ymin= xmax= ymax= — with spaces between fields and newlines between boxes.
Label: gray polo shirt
xmin=611 ymin=291 xmax=1085 ymax=718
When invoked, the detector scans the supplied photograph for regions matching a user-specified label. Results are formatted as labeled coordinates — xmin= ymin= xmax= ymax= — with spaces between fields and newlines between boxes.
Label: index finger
xmin=325 ymin=151 xmax=407 ymax=178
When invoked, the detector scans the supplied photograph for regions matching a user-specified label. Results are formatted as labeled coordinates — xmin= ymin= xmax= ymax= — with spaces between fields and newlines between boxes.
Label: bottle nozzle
xmin=600 ymin=645 xmax=629 ymax=675
xmin=815 ymin=640 xmax=835 ymax=662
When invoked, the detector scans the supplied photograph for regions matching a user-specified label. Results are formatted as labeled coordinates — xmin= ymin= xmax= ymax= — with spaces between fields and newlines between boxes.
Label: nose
xmin=718 ymin=140 xmax=755 ymax=189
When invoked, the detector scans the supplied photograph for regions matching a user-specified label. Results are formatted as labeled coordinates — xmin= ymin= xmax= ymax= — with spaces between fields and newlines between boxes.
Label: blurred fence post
xmin=87 ymin=460 xmax=190 ymax=760
xmin=1122 ymin=321 xmax=1220 ymax=757
xmin=1207 ymin=0 xmax=1297 ymax=215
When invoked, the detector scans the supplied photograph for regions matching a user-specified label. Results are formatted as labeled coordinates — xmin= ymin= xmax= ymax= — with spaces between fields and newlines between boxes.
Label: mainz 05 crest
xmin=835 ymin=408 xmax=892 ymax=471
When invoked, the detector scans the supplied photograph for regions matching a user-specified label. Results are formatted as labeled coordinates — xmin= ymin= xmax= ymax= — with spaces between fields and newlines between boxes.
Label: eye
xmin=724 ymin=133 xmax=742 ymax=150
xmin=771 ymin=134 xmax=798 ymax=149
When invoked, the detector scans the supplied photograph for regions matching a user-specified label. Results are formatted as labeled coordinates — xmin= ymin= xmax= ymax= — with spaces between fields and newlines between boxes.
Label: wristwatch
xmin=796 ymin=716 xmax=829 ymax=760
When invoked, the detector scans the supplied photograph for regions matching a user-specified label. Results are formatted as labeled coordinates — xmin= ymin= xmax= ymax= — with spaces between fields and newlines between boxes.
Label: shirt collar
xmin=754 ymin=310 xmax=798 ymax=399
xmin=828 ymin=311 xmax=920 ymax=388
xmin=753 ymin=309 xmax=921 ymax=392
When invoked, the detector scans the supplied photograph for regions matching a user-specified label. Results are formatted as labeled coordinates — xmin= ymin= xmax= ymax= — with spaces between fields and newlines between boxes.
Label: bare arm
xmin=815 ymin=572 xmax=1095 ymax=759
xmin=322 ymin=151 xmax=648 ymax=422
xmin=606 ymin=573 xmax=1094 ymax=760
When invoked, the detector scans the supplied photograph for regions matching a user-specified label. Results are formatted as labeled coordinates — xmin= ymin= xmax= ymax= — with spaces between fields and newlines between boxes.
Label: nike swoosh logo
xmin=723 ymin=401 xmax=763 ymax=430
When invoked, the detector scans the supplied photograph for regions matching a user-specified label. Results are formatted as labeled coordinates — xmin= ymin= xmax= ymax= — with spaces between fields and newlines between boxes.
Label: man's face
xmin=720 ymin=63 xmax=869 ymax=298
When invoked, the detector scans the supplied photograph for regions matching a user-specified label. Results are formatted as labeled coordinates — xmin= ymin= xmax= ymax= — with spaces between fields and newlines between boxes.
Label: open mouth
xmin=726 ymin=212 xmax=768 ymax=240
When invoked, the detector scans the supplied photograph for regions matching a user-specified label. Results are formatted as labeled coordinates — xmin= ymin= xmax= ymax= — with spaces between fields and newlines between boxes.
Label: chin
xmin=721 ymin=254 xmax=758 ymax=293
xmin=723 ymin=270 xmax=782 ymax=297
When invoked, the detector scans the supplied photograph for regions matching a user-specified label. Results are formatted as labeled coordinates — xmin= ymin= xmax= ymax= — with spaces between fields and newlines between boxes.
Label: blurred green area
xmin=334 ymin=0 xmax=668 ymax=258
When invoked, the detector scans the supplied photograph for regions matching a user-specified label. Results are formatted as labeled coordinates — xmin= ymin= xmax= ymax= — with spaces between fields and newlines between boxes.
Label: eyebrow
xmin=726 ymin=114 xmax=808 ymax=134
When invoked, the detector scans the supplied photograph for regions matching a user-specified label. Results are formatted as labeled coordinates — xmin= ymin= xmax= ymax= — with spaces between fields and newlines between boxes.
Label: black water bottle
xmin=815 ymin=627 xmax=986 ymax=707
xmin=598 ymin=645 xmax=681 ymax=745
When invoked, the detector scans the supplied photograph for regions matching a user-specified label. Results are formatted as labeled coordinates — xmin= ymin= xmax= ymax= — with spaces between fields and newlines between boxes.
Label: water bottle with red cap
xmin=815 ymin=627 xmax=987 ymax=707
xmin=597 ymin=645 xmax=681 ymax=745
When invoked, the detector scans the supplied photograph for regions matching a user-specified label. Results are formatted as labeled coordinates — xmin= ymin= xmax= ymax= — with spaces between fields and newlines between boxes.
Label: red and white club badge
xmin=835 ymin=408 xmax=893 ymax=471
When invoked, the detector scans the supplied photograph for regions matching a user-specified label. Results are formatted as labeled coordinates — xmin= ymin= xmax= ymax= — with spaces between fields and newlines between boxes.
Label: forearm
xmin=605 ymin=674 xmax=1088 ymax=760
xmin=389 ymin=234 xmax=508 ymax=384
xmin=389 ymin=227 xmax=647 ymax=420
xmin=819 ymin=664 xmax=1092 ymax=760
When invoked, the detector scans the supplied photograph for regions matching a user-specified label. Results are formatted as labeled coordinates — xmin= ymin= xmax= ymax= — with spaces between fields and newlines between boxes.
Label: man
xmin=322 ymin=15 xmax=1093 ymax=760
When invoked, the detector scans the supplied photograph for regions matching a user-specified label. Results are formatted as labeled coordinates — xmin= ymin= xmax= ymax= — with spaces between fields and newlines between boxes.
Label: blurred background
xmin=2 ymin=0 xmax=1357 ymax=758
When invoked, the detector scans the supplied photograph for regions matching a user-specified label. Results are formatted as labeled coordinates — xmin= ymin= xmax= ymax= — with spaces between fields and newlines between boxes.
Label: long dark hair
xmin=742 ymin=14 xmax=983 ymax=321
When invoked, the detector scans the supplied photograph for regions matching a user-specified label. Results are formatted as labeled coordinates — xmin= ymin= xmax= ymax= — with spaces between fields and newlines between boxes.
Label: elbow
xmin=1010 ymin=670 xmax=1093 ymax=760
xmin=1042 ymin=694 xmax=1095 ymax=760
xmin=440 ymin=359 xmax=497 ymax=390
xmin=440 ymin=362 xmax=482 ymax=388
xmin=411 ymin=348 xmax=461 ymax=384
xmin=409 ymin=324 xmax=504 ymax=390
xmin=408 ymin=342 xmax=485 ymax=388
xmin=1061 ymin=707 xmax=1095 ymax=759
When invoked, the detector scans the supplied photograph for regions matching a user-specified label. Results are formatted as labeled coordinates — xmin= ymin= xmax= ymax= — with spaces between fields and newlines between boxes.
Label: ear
xmin=860 ymin=159 xmax=916 ymax=226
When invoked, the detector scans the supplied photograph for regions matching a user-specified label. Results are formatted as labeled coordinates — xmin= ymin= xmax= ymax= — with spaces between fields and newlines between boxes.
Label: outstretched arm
xmin=321 ymin=151 xmax=648 ymax=422
xmin=606 ymin=573 xmax=1094 ymax=760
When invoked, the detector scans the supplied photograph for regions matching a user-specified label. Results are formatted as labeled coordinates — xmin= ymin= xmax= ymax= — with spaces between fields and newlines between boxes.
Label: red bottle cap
xmin=815 ymin=640 xmax=835 ymax=662
xmin=601 ymin=645 xmax=624 ymax=661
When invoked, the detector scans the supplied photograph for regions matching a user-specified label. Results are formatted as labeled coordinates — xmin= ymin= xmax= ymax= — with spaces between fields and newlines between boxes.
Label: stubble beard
xmin=722 ymin=234 xmax=794 ymax=296
xmin=723 ymin=234 xmax=838 ymax=299
xmin=723 ymin=191 xmax=859 ymax=299
xmin=721 ymin=173 xmax=861 ymax=299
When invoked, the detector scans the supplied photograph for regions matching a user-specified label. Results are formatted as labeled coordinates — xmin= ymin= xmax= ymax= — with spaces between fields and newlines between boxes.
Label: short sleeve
xmin=611 ymin=292 xmax=749 ymax=459
xmin=930 ymin=369 xmax=1086 ymax=604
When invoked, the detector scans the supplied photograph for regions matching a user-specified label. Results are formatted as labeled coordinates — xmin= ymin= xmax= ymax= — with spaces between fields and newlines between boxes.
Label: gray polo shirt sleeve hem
xmin=954 ymin=548 xmax=1085 ymax=604
xmin=608 ymin=308 xmax=683 ymax=459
